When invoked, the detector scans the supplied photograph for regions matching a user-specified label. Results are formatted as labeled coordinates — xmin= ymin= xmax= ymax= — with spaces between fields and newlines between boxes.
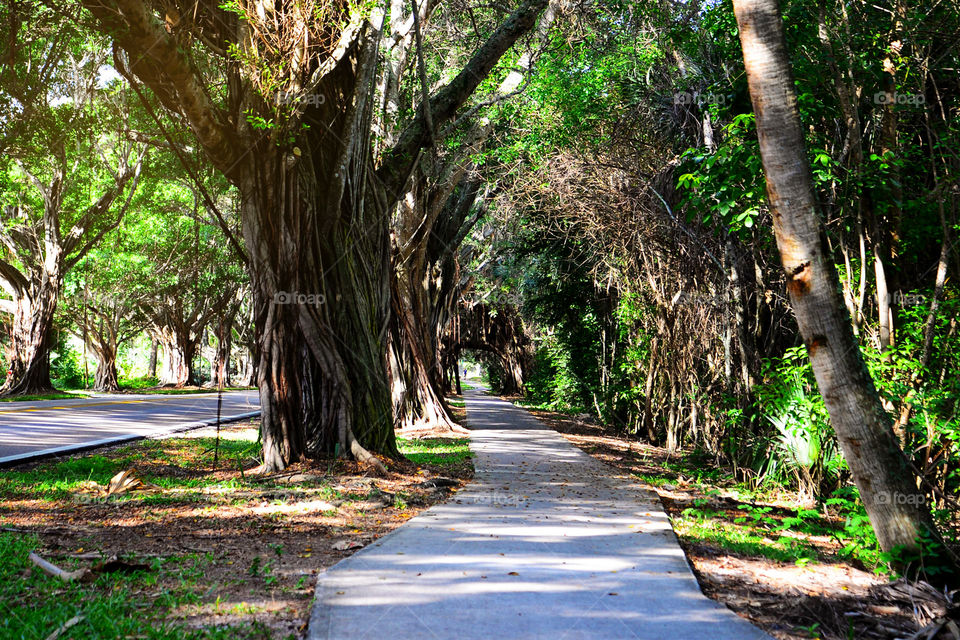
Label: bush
xmin=49 ymin=340 xmax=88 ymax=389
xmin=120 ymin=375 xmax=160 ymax=390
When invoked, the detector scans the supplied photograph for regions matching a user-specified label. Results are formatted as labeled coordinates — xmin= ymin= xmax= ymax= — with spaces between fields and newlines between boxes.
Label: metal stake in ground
xmin=213 ymin=383 xmax=223 ymax=466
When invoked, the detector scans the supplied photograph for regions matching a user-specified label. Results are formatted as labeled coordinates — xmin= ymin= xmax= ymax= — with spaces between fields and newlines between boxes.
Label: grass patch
xmin=0 ymin=532 xmax=272 ymax=640
xmin=673 ymin=505 xmax=820 ymax=565
xmin=398 ymin=438 xmax=471 ymax=468
xmin=0 ymin=392 xmax=89 ymax=402
xmin=0 ymin=437 xmax=264 ymax=502
xmin=2 ymin=436 xmax=473 ymax=504
xmin=131 ymin=387 xmax=255 ymax=395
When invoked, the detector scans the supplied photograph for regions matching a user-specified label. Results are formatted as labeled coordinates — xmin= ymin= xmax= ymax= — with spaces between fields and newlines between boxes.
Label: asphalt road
xmin=0 ymin=390 xmax=260 ymax=465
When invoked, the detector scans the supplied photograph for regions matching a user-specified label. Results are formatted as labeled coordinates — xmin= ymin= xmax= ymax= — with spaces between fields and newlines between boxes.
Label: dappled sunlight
xmin=311 ymin=389 xmax=771 ymax=639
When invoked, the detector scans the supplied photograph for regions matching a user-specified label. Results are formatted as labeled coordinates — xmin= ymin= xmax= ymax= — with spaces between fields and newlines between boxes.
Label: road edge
xmin=0 ymin=410 xmax=261 ymax=468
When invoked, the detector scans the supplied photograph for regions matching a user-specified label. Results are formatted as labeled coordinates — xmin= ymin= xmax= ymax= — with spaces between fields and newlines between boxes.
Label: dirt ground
xmin=1 ymin=404 xmax=473 ymax=639
xmin=522 ymin=404 xmax=959 ymax=640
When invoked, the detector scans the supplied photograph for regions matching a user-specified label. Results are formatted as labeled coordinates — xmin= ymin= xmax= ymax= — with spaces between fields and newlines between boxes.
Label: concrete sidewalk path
xmin=309 ymin=387 xmax=771 ymax=640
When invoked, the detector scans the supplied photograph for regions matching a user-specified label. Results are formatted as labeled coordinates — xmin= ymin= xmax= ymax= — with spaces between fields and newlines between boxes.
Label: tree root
xmin=345 ymin=429 xmax=387 ymax=475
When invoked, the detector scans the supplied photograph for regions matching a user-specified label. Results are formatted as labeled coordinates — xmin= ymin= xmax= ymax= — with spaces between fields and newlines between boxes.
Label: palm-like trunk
xmin=733 ymin=0 xmax=953 ymax=575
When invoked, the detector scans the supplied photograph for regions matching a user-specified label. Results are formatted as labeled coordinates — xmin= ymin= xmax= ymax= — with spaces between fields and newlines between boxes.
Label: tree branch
xmin=83 ymin=0 xmax=240 ymax=180
xmin=377 ymin=0 xmax=549 ymax=195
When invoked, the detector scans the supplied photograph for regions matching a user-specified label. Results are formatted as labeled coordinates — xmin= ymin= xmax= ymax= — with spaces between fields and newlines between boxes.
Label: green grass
xmin=0 ymin=532 xmax=275 ymax=640
xmin=129 ymin=387 xmax=255 ymax=395
xmin=1 ymin=435 xmax=472 ymax=505
xmin=673 ymin=506 xmax=820 ymax=564
xmin=447 ymin=398 xmax=465 ymax=408
xmin=0 ymin=434 xmax=476 ymax=639
xmin=0 ymin=437 xmax=265 ymax=503
xmin=398 ymin=438 xmax=472 ymax=467
xmin=0 ymin=391 xmax=89 ymax=402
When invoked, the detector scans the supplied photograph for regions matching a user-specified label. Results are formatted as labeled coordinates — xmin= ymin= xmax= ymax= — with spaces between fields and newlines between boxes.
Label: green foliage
xmin=752 ymin=346 xmax=844 ymax=499
xmin=677 ymin=114 xmax=766 ymax=234
xmin=120 ymin=375 xmax=161 ymax=390
xmin=50 ymin=338 xmax=89 ymax=390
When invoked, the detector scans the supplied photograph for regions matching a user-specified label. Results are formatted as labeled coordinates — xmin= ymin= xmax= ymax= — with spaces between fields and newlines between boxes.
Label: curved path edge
xmin=309 ymin=386 xmax=772 ymax=639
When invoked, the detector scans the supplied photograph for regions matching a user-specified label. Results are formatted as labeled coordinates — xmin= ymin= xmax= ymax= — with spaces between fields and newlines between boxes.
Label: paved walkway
xmin=310 ymin=387 xmax=771 ymax=639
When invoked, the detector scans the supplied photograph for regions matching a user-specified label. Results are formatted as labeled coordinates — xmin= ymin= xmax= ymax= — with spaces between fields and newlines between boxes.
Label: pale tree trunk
xmin=212 ymin=310 xmax=236 ymax=388
xmin=733 ymin=0 xmax=954 ymax=576
xmin=93 ymin=345 xmax=120 ymax=392
xmin=147 ymin=337 xmax=158 ymax=378
xmin=157 ymin=329 xmax=197 ymax=387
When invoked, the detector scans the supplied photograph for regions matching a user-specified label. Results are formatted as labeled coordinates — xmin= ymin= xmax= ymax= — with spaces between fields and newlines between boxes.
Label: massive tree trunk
xmin=86 ymin=0 xmax=548 ymax=471
xmin=233 ymin=27 xmax=396 ymax=471
xmin=733 ymin=0 xmax=954 ymax=574
xmin=3 ymin=289 xmax=57 ymax=394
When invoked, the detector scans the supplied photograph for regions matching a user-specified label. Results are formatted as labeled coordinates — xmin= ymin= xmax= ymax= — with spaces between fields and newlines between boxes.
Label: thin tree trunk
xmin=148 ymin=337 xmax=158 ymax=378
xmin=213 ymin=314 xmax=234 ymax=388
xmin=642 ymin=337 xmax=659 ymax=443
xmin=733 ymin=0 xmax=954 ymax=575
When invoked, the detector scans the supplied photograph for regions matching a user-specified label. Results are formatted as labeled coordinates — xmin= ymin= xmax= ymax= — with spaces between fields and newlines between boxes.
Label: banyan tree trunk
xmin=93 ymin=347 xmax=120 ymax=392
xmin=390 ymin=274 xmax=458 ymax=431
xmin=158 ymin=334 xmax=197 ymax=387
xmin=3 ymin=291 xmax=57 ymax=395
xmin=390 ymin=174 xmax=481 ymax=430
xmin=243 ymin=30 xmax=397 ymax=471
